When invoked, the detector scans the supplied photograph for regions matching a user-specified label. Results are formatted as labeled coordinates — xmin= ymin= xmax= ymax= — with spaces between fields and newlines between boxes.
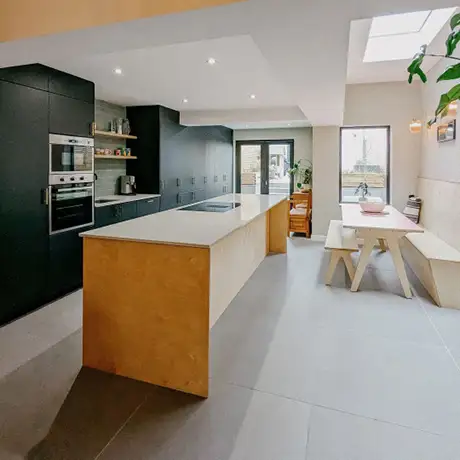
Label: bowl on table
xmin=359 ymin=199 xmax=386 ymax=214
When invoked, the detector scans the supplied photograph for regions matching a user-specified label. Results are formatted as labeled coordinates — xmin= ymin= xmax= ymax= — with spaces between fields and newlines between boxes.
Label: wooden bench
xmin=325 ymin=220 xmax=359 ymax=285
xmin=400 ymin=230 xmax=460 ymax=309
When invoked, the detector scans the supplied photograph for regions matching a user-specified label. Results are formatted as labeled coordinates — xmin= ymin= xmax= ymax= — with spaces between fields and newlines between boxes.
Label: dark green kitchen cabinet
xmin=48 ymin=229 xmax=86 ymax=301
xmin=126 ymin=105 xmax=233 ymax=212
xmin=137 ymin=198 xmax=160 ymax=217
xmin=0 ymin=80 xmax=49 ymax=325
xmin=49 ymin=93 xmax=94 ymax=137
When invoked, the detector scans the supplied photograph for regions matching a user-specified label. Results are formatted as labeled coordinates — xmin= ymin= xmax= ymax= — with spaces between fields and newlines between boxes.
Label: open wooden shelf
xmin=95 ymin=155 xmax=137 ymax=160
xmin=94 ymin=130 xmax=138 ymax=140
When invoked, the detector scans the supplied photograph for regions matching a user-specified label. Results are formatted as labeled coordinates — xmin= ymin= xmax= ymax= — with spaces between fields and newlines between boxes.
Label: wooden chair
xmin=287 ymin=191 xmax=312 ymax=238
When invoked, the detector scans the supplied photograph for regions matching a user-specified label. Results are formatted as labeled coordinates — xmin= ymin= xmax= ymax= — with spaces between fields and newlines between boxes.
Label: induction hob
xmin=178 ymin=201 xmax=242 ymax=213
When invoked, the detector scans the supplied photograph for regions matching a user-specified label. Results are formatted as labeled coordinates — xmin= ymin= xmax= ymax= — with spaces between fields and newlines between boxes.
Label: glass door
xmin=236 ymin=140 xmax=293 ymax=195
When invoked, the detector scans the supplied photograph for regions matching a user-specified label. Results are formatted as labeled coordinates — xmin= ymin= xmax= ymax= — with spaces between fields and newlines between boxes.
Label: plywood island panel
xmin=83 ymin=238 xmax=211 ymax=397
xmin=82 ymin=195 xmax=288 ymax=398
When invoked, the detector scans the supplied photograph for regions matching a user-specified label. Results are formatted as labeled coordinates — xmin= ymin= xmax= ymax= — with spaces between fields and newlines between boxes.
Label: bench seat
xmin=401 ymin=230 xmax=460 ymax=309
xmin=325 ymin=220 xmax=359 ymax=285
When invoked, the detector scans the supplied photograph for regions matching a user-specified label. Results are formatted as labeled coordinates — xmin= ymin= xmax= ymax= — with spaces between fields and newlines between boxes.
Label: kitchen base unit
xmin=81 ymin=194 xmax=288 ymax=397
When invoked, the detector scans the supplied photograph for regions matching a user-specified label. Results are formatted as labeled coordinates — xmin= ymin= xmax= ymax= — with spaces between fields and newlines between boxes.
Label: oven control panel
xmin=49 ymin=173 xmax=94 ymax=185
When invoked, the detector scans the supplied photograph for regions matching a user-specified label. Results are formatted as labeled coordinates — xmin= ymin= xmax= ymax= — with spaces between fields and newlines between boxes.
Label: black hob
xmin=178 ymin=201 xmax=242 ymax=213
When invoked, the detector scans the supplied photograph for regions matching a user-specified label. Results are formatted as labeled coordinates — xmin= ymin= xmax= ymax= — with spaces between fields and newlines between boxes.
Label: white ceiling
xmin=0 ymin=0 xmax=458 ymax=127
xmin=45 ymin=35 xmax=297 ymax=111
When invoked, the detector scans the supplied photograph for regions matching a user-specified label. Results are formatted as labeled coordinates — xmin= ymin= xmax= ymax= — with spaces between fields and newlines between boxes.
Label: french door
xmin=235 ymin=140 xmax=294 ymax=195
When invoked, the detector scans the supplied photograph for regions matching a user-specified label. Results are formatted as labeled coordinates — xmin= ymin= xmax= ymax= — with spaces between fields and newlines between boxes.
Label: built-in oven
xmin=49 ymin=174 xmax=94 ymax=234
xmin=49 ymin=134 xmax=94 ymax=175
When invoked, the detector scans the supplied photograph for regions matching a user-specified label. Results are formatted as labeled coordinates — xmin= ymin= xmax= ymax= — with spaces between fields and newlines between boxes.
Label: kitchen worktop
xmin=95 ymin=194 xmax=161 ymax=208
xmin=82 ymin=193 xmax=287 ymax=247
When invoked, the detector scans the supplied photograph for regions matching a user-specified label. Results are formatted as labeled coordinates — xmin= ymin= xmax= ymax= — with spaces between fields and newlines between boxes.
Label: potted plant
xmin=288 ymin=159 xmax=312 ymax=192
xmin=354 ymin=182 xmax=370 ymax=201
xmin=407 ymin=13 xmax=460 ymax=126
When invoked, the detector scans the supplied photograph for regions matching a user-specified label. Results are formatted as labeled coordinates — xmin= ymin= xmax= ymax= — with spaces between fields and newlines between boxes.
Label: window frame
xmin=339 ymin=125 xmax=391 ymax=205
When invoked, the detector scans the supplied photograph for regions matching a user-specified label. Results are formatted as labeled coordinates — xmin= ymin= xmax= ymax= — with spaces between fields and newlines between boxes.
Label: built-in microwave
xmin=49 ymin=134 xmax=94 ymax=175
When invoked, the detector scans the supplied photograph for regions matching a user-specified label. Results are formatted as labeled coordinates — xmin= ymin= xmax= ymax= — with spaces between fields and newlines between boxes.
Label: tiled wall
xmin=95 ymin=100 xmax=127 ymax=197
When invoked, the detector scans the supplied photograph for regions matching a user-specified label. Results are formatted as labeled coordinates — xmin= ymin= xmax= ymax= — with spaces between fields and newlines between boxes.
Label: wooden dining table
xmin=341 ymin=204 xmax=423 ymax=298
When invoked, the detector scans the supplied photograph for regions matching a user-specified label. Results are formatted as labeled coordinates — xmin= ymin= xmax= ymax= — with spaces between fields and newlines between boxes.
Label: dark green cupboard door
xmin=0 ymin=81 xmax=49 ymax=325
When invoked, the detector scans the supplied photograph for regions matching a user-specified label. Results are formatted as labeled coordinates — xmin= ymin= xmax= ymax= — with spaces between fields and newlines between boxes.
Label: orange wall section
xmin=0 ymin=0 xmax=245 ymax=43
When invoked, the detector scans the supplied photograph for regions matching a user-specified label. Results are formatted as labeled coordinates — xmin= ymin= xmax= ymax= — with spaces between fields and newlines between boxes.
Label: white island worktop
xmin=83 ymin=193 xmax=287 ymax=247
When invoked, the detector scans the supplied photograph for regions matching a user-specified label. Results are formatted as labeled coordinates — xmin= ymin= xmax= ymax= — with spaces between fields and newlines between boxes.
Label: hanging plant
xmin=407 ymin=13 xmax=460 ymax=126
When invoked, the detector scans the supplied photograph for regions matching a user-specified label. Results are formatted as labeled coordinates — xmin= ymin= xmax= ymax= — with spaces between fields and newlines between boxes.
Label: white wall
xmin=344 ymin=82 xmax=423 ymax=212
xmin=312 ymin=127 xmax=341 ymax=236
xmin=233 ymin=127 xmax=313 ymax=163
xmin=418 ymin=58 xmax=460 ymax=251
xmin=311 ymin=82 xmax=423 ymax=236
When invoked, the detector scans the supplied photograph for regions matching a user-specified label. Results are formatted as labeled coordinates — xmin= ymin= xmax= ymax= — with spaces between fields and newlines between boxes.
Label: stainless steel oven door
xmin=49 ymin=134 xmax=94 ymax=175
xmin=49 ymin=174 xmax=94 ymax=234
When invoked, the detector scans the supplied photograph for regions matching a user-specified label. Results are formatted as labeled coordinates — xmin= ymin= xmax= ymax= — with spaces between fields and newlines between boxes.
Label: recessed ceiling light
xmin=113 ymin=67 xmax=123 ymax=75
xmin=287 ymin=123 xmax=292 ymax=126
xmin=250 ymin=94 xmax=256 ymax=99
xmin=183 ymin=98 xmax=189 ymax=103
xmin=207 ymin=57 xmax=217 ymax=65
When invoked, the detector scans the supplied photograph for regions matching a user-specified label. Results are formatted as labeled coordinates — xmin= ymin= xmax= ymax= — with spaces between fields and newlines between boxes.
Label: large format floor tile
xmin=306 ymin=406 xmax=460 ymax=460
xmin=0 ymin=331 xmax=154 ymax=460
xmin=2 ymin=239 xmax=460 ymax=459
xmin=98 ymin=382 xmax=311 ymax=460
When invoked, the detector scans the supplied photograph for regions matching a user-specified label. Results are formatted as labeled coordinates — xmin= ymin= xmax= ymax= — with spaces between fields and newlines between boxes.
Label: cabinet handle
xmin=214 ymin=175 xmax=218 ymax=182
xmin=192 ymin=177 xmax=196 ymax=185
xmin=147 ymin=199 xmax=155 ymax=203
xmin=42 ymin=188 xmax=49 ymax=205
xmin=177 ymin=194 xmax=181 ymax=204
xmin=192 ymin=192 xmax=196 ymax=200
xmin=176 ymin=178 xmax=181 ymax=187
xmin=204 ymin=176 xmax=208 ymax=184
xmin=223 ymin=174 xmax=227 ymax=181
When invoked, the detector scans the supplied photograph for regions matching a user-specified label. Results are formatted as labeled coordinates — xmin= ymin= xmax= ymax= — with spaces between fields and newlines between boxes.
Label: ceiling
xmin=0 ymin=0 xmax=457 ymax=127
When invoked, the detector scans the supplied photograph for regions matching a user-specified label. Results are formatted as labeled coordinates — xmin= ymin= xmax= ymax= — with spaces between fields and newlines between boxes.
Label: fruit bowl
xmin=359 ymin=200 xmax=386 ymax=213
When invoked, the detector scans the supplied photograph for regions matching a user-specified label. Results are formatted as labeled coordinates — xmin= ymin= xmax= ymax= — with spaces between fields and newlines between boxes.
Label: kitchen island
xmin=81 ymin=194 xmax=288 ymax=397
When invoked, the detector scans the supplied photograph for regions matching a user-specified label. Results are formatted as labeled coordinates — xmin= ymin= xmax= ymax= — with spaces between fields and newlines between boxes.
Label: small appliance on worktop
xmin=119 ymin=175 xmax=136 ymax=195
xmin=178 ymin=201 xmax=242 ymax=213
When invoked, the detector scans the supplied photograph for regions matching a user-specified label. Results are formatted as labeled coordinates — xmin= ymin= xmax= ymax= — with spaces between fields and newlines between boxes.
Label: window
xmin=363 ymin=8 xmax=456 ymax=62
xmin=340 ymin=127 xmax=390 ymax=204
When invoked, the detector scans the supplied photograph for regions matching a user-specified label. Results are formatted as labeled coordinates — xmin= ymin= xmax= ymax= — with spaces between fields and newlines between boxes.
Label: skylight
xmin=364 ymin=8 xmax=456 ymax=62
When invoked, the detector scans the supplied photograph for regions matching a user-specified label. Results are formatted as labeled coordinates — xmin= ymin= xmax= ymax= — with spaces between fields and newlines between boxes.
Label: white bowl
xmin=359 ymin=200 xmax=386 ymax=213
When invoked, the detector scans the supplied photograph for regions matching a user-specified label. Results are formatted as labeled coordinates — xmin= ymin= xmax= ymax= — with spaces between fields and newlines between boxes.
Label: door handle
xmin=42 ymin=188 xmax=49 ymax=205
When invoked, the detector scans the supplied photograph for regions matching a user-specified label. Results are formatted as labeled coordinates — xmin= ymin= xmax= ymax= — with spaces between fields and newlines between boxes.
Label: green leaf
xmin=434 ymin=86 xmax=460 ymax=117
xmin=446 ymin=30 xmax=460 ymax=56
xmin=437 ymin=63 xmax=460 ymax=82
xmin=427 ymin=118 xmax=437 ymax=128
xmin=451 ymin=13 xmax=460 ymax=30
xmin=447 ymin=83 xmax=460 ymax=99
xmin=435 ymin=93 xmax=451 ymax=117
xmin=407 ymin=45 xmax=427 ymax=83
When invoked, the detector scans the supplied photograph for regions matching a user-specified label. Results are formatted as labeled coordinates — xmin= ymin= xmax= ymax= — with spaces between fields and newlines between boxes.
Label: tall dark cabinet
xmin=0 ymin=64 xmax=95 ymax=326
xmin=127 ymin=106 xmax=233 ymax=211
xmin=0 ymin=80 xmax=50 ymax=324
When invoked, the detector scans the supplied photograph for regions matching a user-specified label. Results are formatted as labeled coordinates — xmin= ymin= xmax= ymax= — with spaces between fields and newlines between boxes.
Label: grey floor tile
xmin=420 ymin=298 xmax=460 ymax=352
xmin=0 ymin=331 xmax=152 ymax=460
xmin=99 ymin=382 xmax=310 ymax=460
xmin=213 ymin=312 xmax=460 ymax=435
xmin=305 ymin=406 xmax=460 ymax=460
xmin=0 ymin=290 xmax=82 ymax=379
xmin=300 ymin=285 xmax=441 ymax=347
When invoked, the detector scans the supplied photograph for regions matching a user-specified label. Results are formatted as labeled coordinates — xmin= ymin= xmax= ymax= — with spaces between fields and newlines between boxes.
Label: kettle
xmin=119 ymin=175 xmax=136 ymax=195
